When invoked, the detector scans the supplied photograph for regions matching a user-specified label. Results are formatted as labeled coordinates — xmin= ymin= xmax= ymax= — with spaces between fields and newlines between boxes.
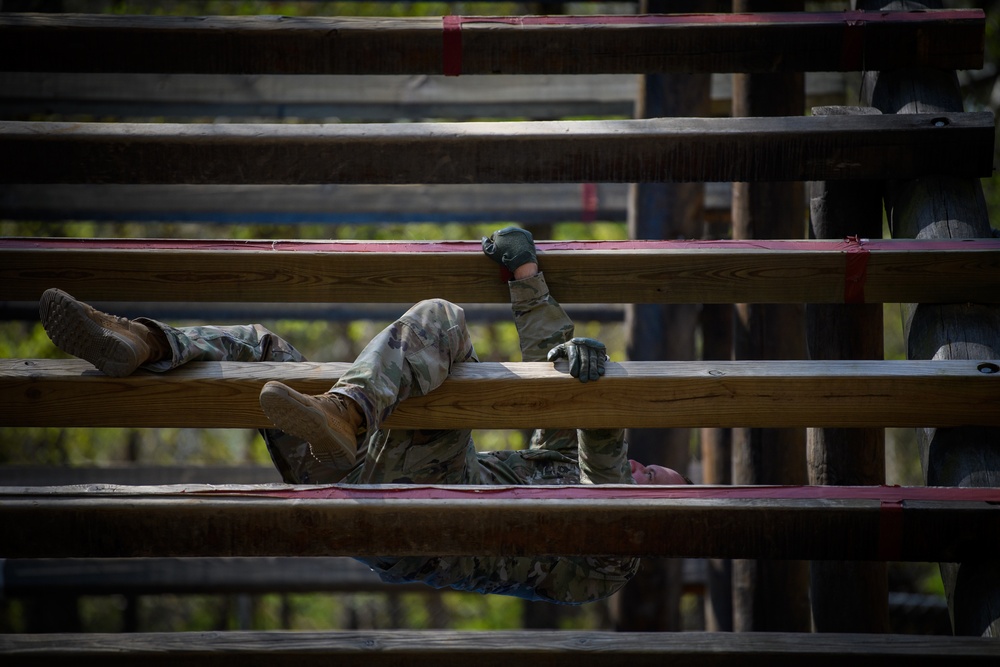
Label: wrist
xmin=512 ymin=262 xmax=539 ymax=280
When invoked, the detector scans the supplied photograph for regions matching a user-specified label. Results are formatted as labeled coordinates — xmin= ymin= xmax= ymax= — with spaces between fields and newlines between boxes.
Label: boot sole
xmin=259 ymin=382 xmax=357 ymax=469
xmin=39 ymin=288 xmax=142 ymax=378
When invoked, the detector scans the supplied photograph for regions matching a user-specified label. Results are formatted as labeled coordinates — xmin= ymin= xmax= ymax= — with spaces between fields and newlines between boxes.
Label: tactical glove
xmin=481 ymin=226 xmax=537 ymax=273
xmin=547 ymin=337 xmax=608 ymax=383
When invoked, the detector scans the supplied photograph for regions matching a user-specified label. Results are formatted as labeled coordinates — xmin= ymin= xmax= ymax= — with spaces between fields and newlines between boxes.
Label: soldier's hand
xmin=481 ymin=226 xmax=537 ymax=272
xmin=547 ymin=337 xmax=608 ymax=383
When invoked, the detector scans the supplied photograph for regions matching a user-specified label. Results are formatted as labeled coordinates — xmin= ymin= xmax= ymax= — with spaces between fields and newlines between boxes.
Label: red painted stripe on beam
xmin=842 ymin=235 xmax=871 ymax=304
xmin=878 ymin=499 xmax=905 ymax=561
xmin=442 ymin=15 xmax=462 ymax=76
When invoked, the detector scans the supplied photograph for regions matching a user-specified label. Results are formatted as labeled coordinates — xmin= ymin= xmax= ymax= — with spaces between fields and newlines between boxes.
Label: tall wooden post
xmin=701 ymin=300 xmax=734 ymax=631
xmin=729 ymin=0 xmax=811 ymax=633
xmin=701 ymin=185 xmax=735 ymax=632
xmin=806 ymin=107 xmax=889 ymax=632
xmin=614 ymin=0 xmax=715 ymax=633
xmin=856 ymin=0 xmax=1000 ymax=637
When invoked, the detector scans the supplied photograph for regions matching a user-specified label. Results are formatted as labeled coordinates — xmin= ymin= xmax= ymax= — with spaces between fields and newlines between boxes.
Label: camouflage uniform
xmin=137 ymin=273 xmax=639 ymax=604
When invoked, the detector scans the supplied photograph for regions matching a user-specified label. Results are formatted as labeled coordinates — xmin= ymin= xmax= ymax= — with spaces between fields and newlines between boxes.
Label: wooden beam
xmin=0 ymin=557 xmax=397 ymax=595
xmin=0 ymin=72 xmax=847 ymax=121
xmin=0 ymin=11 xmax=983 ymax=75
xmin=2 ymin=359 xmax=998 ymax=429
xmin=0 ymin=555 xmax=701 ymax=596
xmin=3 ymin=238 xmax=998 ymax=305
xmin=0 ymin=112 xmax=993 ymax=184
xmin=1 ymin=484 xmax=998 ymax=560
xmin=0 ymin=465 xmax=281 ymax=486
xmin=0 ymin=302 xmax=625 ymax=325
xmin=1 ymin=630 xmax=999 ymax=666
xmin=0 ymin=183 xmax=642 ymax=225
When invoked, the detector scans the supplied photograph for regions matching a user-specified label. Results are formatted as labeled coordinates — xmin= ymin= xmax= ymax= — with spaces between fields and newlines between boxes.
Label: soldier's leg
xmin=145 ymin=321 xmax=305 ymax=369
xmin=38 ymin=288 xmax=330 ymax=483
xmin=333 ymin=298 xmax=478 ymax=429
xmin=352 ymin=428 xmax=480 ymax=485
xmin=39 ymin=287 xmax=306 ymax=374
xmin=259 ymin=298 xmax=478 ymax=470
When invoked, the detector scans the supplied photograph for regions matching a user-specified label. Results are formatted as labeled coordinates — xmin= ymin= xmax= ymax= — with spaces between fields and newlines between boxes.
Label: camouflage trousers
xmin=139 ymin=273 xmax=639 ymax=604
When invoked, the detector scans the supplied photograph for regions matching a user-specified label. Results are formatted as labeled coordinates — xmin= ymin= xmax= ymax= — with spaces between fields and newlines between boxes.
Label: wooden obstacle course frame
xmin=1 ymin=484 xmax=998 ymax=561
xmin=1 ymin=629 xmax=999 ymax=665
xmin=3 ymin=358 xmax=998 ymax=429
xmin=1 ymin=112 xmax=993 ymax=184
xmin=4 ymin=238 xmax=999 ymax=305
xmin=0 ymin=10 xmax=984 ymax=75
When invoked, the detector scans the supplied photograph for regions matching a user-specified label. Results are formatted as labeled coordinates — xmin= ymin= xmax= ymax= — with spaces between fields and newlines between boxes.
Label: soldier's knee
xmin=408 ymin=299 xmax=466 ymax=327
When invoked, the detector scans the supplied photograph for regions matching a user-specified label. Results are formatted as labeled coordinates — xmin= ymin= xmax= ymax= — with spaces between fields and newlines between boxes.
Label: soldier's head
xmin=629 ymin=460 xmax=692 ymax=485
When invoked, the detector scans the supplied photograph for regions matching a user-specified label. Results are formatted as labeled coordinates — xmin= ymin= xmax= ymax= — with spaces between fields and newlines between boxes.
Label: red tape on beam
xmin=878 ymin=499 xmax=904 ymax=561
xmin=841 ymin=235 xmax=871 ymax=304
xmin=442 ymin=15 xmax=463 ymax=76
xmin=841 ymin=18 xmax=865 ymax=71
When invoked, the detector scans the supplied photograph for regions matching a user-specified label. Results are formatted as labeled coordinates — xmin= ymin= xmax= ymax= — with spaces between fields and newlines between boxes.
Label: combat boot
xmin=39 ymin=288 xmax=170 ymax=377
xmin=259 ymin=381 xmax=364 ymax=469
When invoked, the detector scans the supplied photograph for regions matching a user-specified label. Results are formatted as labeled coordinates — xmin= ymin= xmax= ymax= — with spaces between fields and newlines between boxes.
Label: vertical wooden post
xmin=701 ymin=300 xmax=734 ymax=631
xmin=806 ymin=107 xmax=889 ymax=633
xmin=856 ymin=0 xmax=1000 ymax=638
xmin=701 ymin=181 xmax=735 ymax=632
xmin=614 ymin=0 xmax=715 ymax=633
xmin=729 ymin=0 xmax=811 ymax=634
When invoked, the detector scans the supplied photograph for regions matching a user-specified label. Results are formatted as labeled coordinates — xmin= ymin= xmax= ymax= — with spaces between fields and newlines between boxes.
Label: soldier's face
xmin=630 ymin=460 xmax=688 ymax=485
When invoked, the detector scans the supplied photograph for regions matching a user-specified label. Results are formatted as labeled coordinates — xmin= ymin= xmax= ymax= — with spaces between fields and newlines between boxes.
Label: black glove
xmin=547 ymin=337 xmax=608 ymax=383
xmin=481 ymin=226 xmax=537 ymax=273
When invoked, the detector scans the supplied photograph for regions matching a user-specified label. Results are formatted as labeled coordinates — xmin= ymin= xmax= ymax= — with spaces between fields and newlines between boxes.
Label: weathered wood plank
xmin=0 ymin=302 xmax=624 ymax=325
xmin=0 ymin=183 xmax=642 ymax=224
xmin=0 ymin=556 xmax=705 ymax=596
xmin=0 ymin=72 xmax=846 ymax=120
xmin=0 ymin=484 xmax=998 ymax=560
xmin=0 ymin=113 xmax=992 ymax=184
xmin=0 ymin=11 xmax=983 ymax=75
xmin=3 ymin=238 xmax=998 ymax=305
xmin=0 ymin=464 xmax=282 ymax=486
xmin=2 ymin=359 xmax=998 ymax=429
xmin=1 ymin=630 xmax=998 ymax=666
xmin=0 ymin=557 xmax=395 ymax=595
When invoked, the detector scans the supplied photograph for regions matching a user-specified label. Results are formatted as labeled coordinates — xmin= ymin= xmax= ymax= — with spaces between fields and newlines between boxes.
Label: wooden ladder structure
xmin=0 ymin=0 xmax=998 ymax=661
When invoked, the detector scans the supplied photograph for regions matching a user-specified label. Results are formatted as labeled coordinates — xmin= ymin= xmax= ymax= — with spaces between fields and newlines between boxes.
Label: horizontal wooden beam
xmin=0 ymin=302 xmax=625 ymax=325
xmin=0 ymin=183 xmax=646 ymax=225
xmin=4 ymin=238 xmax=998 ymax=305
xmin=0 ymin=557 xmax=392 ymax=595
xmin=0 ymin=11 xmax=983 ymax=75
xmin=0 ymin=464 xmax=282 ymax=486
xmin=0 ymin=72 xmax=846 ymax=121
xmin=3 ymin=359 xmax=998 ymax=429
xmin=2 ymin=630 xmax=999 ymax=666
xmin=1 ymin=485 xmax=998 ymax=560
xmin=0 ymin=556 xmax=701 ymax=596
xmin=0 ymin=112 xmax=993 ymax=184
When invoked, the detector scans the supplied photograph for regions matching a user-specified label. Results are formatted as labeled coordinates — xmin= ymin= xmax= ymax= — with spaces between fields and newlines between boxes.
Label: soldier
xmin=39 ymin=227 xmax=688 ymax=604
